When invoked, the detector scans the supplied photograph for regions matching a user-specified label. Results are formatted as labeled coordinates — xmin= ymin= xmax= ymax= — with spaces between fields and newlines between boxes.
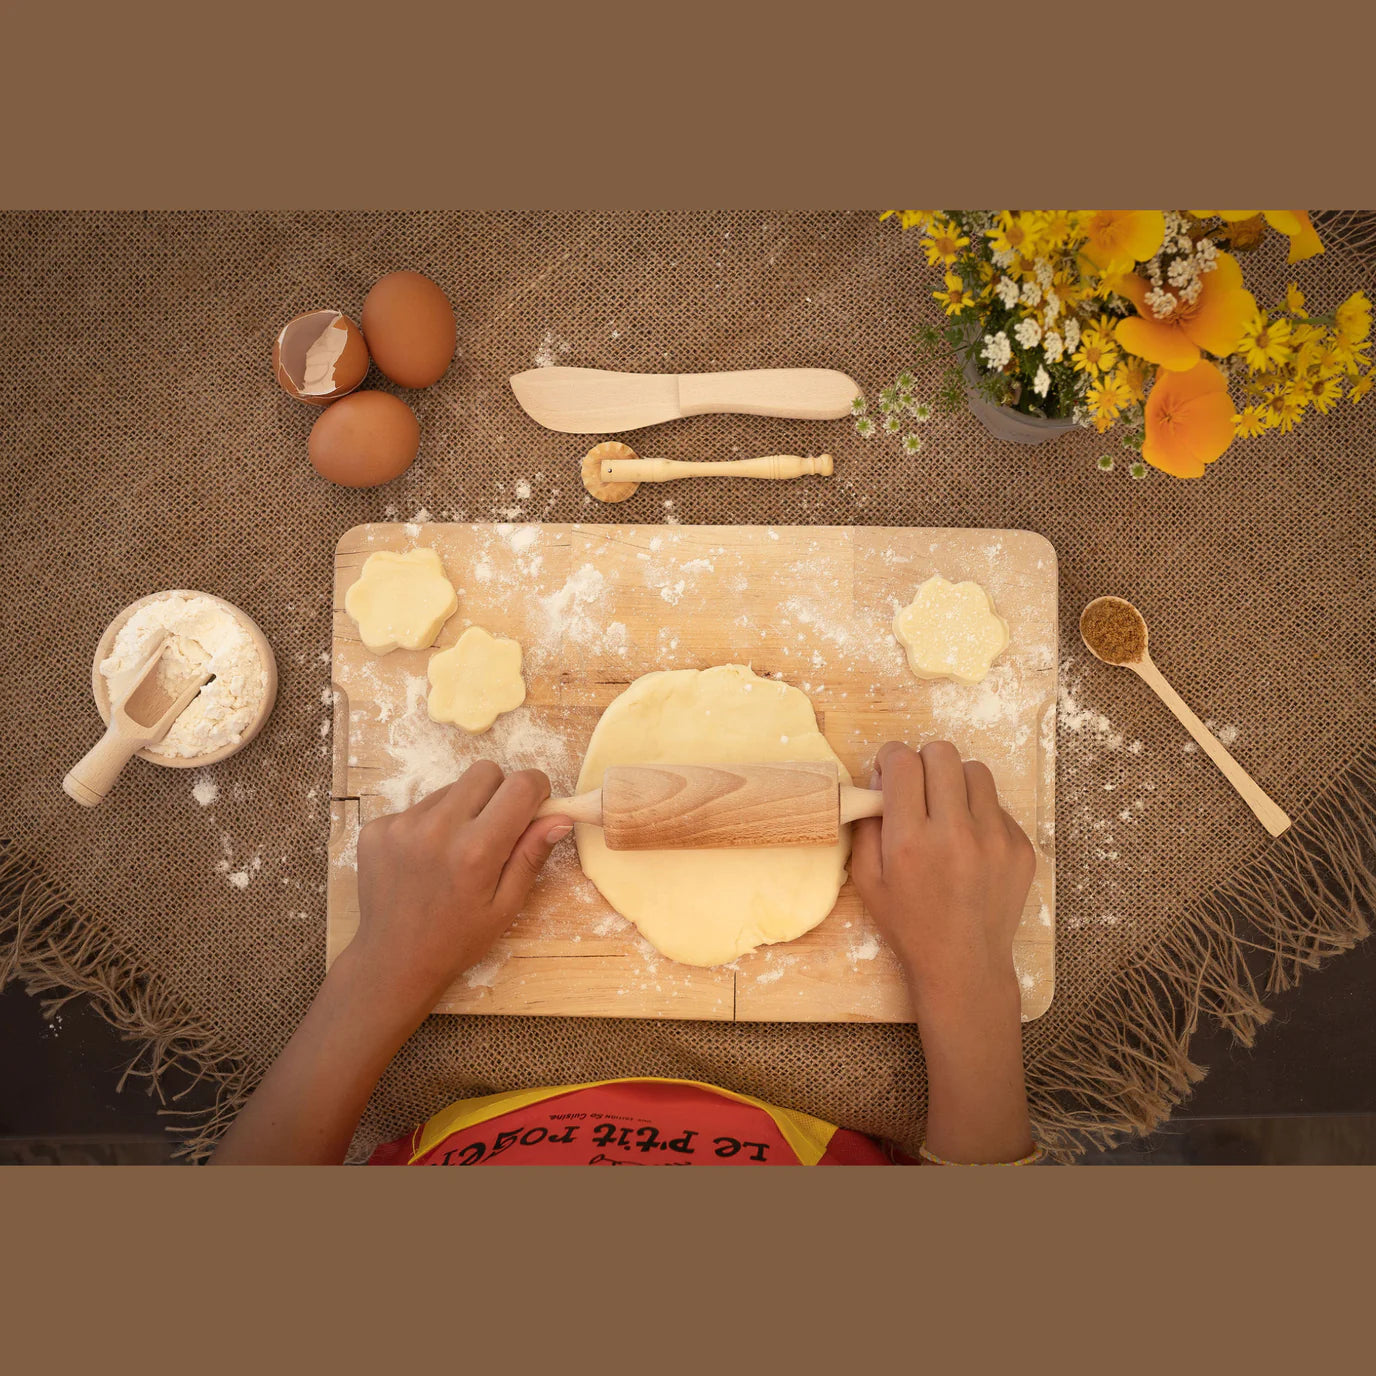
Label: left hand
xmin=348 ymin=761 xmax=572 ymax=1020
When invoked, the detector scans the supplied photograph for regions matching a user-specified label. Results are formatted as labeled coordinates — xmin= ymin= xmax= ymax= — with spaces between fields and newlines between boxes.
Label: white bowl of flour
xmin=91 ymin=590 xmax=278 ymax=767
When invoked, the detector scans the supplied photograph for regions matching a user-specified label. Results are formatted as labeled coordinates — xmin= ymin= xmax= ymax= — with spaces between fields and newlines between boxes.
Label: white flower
xmin=992 ymin=247 xmax=1016 ymax=269
xmin=1167 ymin=257 xmax=1197 ymax=288
xmin=1020 ymin=279 xmax=1042 ymax=308
xmin=995 ymin=276 xmax=1019 ymax=308
xmin=882 ymin=413 xmax=902 ymax=434
xmin=1034 ymin=258 xmax=1054 ymax=290
xmin=981 ymin=331 xmax=1012 ymax=369
xmin=1033 ymin=366 xmax=1050 ymax=397
xmin=901 ymin=433 xmax=923 ymax=455
xmin=1145 ymin=286 xmax=1177 ymax=320
xmin=1146 ymin=257 xmax=1163 ymax=285
xmin=1195 ymin=237 xmax=1219 ymax=272
xmin=1013 ymin=317 xmax=1042 ymax=349
xmin=1063 ymin=318 xmax=1081 ymax=352
xmin=855 ymin=416 xmax=877 ymax=438
xmin=1043 ymin=330 xmax=1064 ymax=363
xmin=1042 ymin=290 xmax=1062 ymax=324
xmin=1175 ymin=233 xmax=1194 ymax=255
xmin=1179 ymin=278 xmax=1203 ymax=304
xmin=910 ymin=400 xmax=933 ymax=422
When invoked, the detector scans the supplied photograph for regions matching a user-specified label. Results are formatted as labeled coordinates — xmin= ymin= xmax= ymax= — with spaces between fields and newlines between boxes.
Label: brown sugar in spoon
xmin=1080 ymin=596 xmax=1291 ymax=838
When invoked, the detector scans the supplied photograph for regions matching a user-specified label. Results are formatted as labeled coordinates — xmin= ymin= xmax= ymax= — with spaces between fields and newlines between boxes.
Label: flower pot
xmin=962 ymin=356 xmax=1078 ymax=446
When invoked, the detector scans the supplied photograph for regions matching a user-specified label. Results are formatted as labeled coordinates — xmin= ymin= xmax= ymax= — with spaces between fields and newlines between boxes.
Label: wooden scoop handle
xmin=538 ymin=762 xmax=883 ymax=850
xmin=1131 ymin=654 xmax=1291 ymax=837
xmin=601 ymin=455 xmax=834 ymax=483
xmin=63 ymin=722 xmax=142 ymax=807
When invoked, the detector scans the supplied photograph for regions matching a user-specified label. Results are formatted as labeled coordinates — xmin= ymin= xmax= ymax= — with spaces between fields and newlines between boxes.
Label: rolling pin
xmin=536 ymin=762 xmax=883 ymax=851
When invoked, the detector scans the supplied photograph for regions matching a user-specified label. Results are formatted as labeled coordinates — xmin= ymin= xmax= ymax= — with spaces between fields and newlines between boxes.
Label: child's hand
xmin=850 ymin=740 xmax=1036 ymax=1018
xmin=349 ymin=762 xmax=572 ymax=1019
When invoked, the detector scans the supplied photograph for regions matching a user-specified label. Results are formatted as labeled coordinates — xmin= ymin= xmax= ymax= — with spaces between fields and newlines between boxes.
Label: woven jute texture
xmin=2 ymin=211 xmax=1373 ymax=1161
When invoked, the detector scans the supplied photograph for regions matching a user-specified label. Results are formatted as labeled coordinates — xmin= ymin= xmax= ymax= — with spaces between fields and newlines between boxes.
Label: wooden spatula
xmin=537 ymin=762 xmax=883 ymax=850
xmin=510 ymin=366 xmax=860 ymax=434
xmin=63 ymin=640 xmax=213 ymax=807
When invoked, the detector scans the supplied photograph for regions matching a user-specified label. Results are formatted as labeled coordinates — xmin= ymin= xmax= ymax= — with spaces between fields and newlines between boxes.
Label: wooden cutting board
xmin=328 ymin=523 xmax=1057 ymax=1022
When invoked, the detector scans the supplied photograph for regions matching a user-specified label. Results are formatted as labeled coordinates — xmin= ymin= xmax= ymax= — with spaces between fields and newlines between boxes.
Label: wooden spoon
xmin=64 ymin=640 xmax=213 ymax=807
xmin=1079 ymin=596 xmax=1290 ymax=837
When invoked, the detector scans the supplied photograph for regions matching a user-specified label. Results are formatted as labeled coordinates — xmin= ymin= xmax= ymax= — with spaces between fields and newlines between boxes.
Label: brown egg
xmin=273 ymin=310 xmax=370 ymax=405
xmin=308 ymin=391 xmax=419 ymax=488
xmin=361 ymin=271 xmax=456 ymax=388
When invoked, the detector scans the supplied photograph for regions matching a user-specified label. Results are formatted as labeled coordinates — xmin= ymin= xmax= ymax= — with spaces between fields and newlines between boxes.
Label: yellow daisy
xmin=1072 ymin=335 xmax=1119 ymax=377
xmin=988 ymin=212 xmax=1036 ymax=260
xmin=1336 ymin=290 xmax=1372 ymax=344
xmin=933 ymin=272 xmax=976 ymax=316
xmin=1299 ymin=373 xmax=1344 ymax=413
xmin=1238 ymin=314 xmax=1292 ymax=373
xmin=1085 ymin=373 xmax=1132 ymax=432
xmin=881 ymin=210 xmax=937 ymax=231
xmin=1263 ymin=386 xmax=1307 ymax=434
xmin=1285 ymin=282 xmax=1306 ymax=315
xmin=1233 ymin=404 xmax=1270 ymax=437
xmin=1350 ymin=371 xmax=1373 ymax=402
xmin=921 ymin=218 xmax=970 ymax=267
xmin=1114 ymin=358 xmax=1150 ymax=403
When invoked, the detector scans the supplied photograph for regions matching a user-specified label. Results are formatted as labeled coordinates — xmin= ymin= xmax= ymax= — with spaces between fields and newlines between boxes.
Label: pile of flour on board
xmin=99 ymin=594 xmax=268 ymax=759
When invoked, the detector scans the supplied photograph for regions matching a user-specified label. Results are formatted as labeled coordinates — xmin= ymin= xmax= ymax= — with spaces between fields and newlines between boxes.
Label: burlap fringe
xmin=3 ymin=749 xmax=1373 ymax=1165
xmin=0 ymin=842 xmax=253 ymax=1163
xmin=1027 ymin=747 xmax=1375 ymax=1160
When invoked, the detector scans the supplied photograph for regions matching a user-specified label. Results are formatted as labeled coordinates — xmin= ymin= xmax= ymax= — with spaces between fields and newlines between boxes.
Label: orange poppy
xmin=1141 ymin=360 xmax=1236 ymax=479
xmin=1191 ymin=210 xmax=1324 ymax=263
xmin=1114 ymin=251 xmax=1256 ymax=372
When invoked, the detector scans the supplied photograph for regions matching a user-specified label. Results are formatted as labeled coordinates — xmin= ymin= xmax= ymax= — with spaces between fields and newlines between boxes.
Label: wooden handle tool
xmin=64 ymin=641 xmax=212 ymax=807
xmin=583 ymin=443 xmax=834 ymax=503
xmin=537 ymin=762 xmax=883 ymax=850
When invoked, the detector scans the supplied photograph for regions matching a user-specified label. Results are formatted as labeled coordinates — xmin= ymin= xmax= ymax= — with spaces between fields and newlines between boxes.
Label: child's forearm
xmin=210 ymin=950 xmax=424 ymax=1165
xmin=912 ymin=968 xmax=1036 ymax=1165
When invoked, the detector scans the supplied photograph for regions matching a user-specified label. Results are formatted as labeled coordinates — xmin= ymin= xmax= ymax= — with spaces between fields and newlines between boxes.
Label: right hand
xmin=850 ymin=740 xmax=1036 ymax=1018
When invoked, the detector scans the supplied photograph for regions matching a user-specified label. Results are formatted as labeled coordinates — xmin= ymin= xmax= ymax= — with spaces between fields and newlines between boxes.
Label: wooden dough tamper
xmin=538 ymin=762 xmax=883 ymax=850
xmin=581 ymin=442 xmax=834 ymax=503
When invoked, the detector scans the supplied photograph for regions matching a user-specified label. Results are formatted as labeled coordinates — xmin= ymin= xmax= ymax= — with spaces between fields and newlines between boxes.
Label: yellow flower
xmin=1262 ymin=385 xmax=1307 ymax=434
xmin=1191 ymin=211 xmax=1324 ymax=263
xmin=988 ymin=212 xmax=1036 ymax=260
xmin=881 ymin=210 xmax=937 ymax=231
xmin=1329 ymin=334 xmax=1369 ymax=371
xmin=1038 ymin=211 xmax=1080 ymax=249
xmin=1053 ymin=270 xmax=1090 ymax=311
xmin=1233 ymin=404 xmax=1270 ymax=437
xmin=1336 ymin=290 xmax=1372 ymax=344
xmin=1071 ymin=334 xmax=1119 ymax=376
xmin=1285 ymin=282 xmax=1306 ymax=315
xmin=1298 ymin=373 xmax=1343 ymax=414
xmin=1238 ymin=313 xmax=1293 ymax=373
xmin=1114 ymin=357 xmax=1150 ymax=403
xmin=933 ymin=272 xmax=976 ymax=316
xmin=1080 ymin=210 xmax=1166 ymax=274
xmin=921 ymin=218 xmax=970 ymax=267
xmin=1350 ymin=371 xmax=1373 ymax=402
xmin=1086 ymin=373 xmax=1132 ymax=431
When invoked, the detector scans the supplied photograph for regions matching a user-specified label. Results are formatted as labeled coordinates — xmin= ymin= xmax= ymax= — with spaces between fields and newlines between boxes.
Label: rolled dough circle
xmin=575 ymin=664 xmax=851 ymax=967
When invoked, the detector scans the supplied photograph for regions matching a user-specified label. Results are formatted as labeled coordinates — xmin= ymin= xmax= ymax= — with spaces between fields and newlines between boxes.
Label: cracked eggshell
xmin=272 ymin=310 xmax=371 ymax=405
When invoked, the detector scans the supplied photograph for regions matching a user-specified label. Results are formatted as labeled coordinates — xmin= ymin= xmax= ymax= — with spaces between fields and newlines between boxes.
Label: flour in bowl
xmin=99 ymin=594 xmax=268 ymax=759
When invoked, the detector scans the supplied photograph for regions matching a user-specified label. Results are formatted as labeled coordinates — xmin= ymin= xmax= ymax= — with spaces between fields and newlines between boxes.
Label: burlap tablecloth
xmin=2 ymin=212 xmax=1372 ymax=1161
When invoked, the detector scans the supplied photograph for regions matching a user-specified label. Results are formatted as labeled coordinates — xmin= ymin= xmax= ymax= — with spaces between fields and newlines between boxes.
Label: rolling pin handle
xmin=839 ymin=785 xmax=885 ymax=825
xmin=537 ymin=788 xmax=604 ymax=827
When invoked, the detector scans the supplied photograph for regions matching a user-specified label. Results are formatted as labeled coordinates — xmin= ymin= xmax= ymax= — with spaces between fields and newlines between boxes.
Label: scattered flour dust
xmin=464 ymin=950 xmax=510 ymax=989
xmin=376 ymin=673 xmax=577 ymax=815
xmin=192 ymin=775 xmax=219 ymax=807
xmin=533 ymin=331 xmax=571 ymax=368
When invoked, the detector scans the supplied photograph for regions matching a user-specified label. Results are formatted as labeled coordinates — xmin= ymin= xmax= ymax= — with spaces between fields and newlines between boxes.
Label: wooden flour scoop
xmin=537 ymin=762 xmax=883 ymax=850
xmin=63 ymin=639 xmax=212 ymax=807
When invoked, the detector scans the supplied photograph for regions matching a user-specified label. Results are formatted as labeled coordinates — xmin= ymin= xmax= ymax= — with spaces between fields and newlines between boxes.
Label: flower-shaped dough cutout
xmin=345 ymin=548 xmax=458 ymax=655
xmin=428 ymin=626 xmax=526 ymax=734
xmin=893 ymin=574 xmax=1010 ymax=685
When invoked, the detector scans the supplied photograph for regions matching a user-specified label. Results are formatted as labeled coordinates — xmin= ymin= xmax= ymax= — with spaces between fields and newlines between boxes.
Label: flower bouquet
xmin=869 ymin=211 xmax=1371 ymax=478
